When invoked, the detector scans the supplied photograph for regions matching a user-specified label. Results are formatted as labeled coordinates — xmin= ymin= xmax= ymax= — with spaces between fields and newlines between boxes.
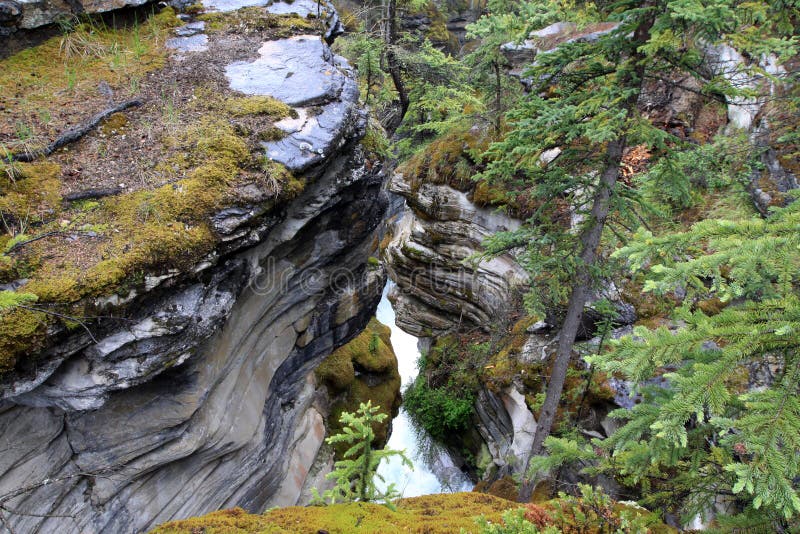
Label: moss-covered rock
xmin=0 ymin=7 xmax=314 ymax=374
xmin=151 ymin=493 xmax=517 ymax=533
xmin=316 ymin=317 xmax=402 ymax=455
xmin=398 ymin=128 xmax=489 ymax=194
xmin=199 ymin=8 xmax=319 ymax=35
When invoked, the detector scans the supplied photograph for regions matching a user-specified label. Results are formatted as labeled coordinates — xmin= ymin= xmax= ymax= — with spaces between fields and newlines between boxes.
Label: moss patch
xmin=0 ymin=307 xmax=47 ymax=373
xmin=223 ymin=95 xmax=295 ymax=119
xmin=151 ymin=493 xmax=516 ymax=534
xmin=150 ymin=491 xmax=675 ymax=534
xmin=0 ymin=8 xmax=179 ymax=151
xmin=398 ymin=128 xmax=488 ymax=193
xmin=316 ymin=317 xmax=402 ymax=456
xmin=0 ymin=162 xmax=61 ymax=223
xmin=199 ymin=8 xmax=319 ymax=36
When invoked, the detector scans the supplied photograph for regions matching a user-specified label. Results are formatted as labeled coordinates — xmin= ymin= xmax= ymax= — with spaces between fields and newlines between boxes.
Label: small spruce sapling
xmin=314 ymin=401 xmax=412 ymax=509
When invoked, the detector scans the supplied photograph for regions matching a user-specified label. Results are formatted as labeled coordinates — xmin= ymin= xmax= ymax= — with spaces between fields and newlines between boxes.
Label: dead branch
xmin=17 ymin=304 xmax=98 ymax=344
xmin=63 ymin=187 xmax=123 ymax=202
xmin=10 ymin=99 xmax=143 ymax=163
xmin=5 ymin=231 xmax=98 ymax=254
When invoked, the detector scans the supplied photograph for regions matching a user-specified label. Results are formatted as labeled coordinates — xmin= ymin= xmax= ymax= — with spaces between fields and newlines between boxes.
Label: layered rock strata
xmin=0 ymin=2 xmax=392 ymax=533
xmin=385 ymin=176 xmax=528 ymax=338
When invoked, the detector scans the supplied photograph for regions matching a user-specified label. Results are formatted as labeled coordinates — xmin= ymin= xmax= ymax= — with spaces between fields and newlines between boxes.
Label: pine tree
xmin=316 ymin=401 xmax=412 ymax=508
xmin=473 ymin=0 xmax=797 ymax=501
xmin=591 ymin=202 xmax=800 ymax=524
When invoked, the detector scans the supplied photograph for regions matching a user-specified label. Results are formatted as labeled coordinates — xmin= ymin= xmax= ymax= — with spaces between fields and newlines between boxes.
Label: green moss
xmin=199 ymin=8 xmax=317 ymax=35
xmin=92 ymin=117 xmax=248 ymax=284
xmin=151 ymin=492 xmax=676 ymax=534
xmin=0 ymin=162 xmax=62 ymax=223
xmin=257 ymin=127 xmax=288 ymax=142
xmin=474 ymin=475 xmax=519 ymax=501
xmin=99 ymin=112 xmax=129 ymax=136
xmin=360 ymin=120 xmax=390 ymax=158
xmin=398 ymin=129 xmax=488 ymax=193
xmin=183 ymin=2 xmax=205 ymax=14
xmin=23 ymin=273 xmax=82 ymax=303
xmin=0 ymin=8 xmax=179 ymax=133
xmin=151 ymin=493 xmax=517 ymax=534
xmin=317 ymin=318 xmax=402 ymax=457
xmin=0 ymin=307 xmax=48 ymax=373
xmin=316 ymin=349 xmax=356 ymax=391
xmin=224 ymin=95 xmax=295 ymax=119
xmin=422 ymin=1 xmax=458 ymax=51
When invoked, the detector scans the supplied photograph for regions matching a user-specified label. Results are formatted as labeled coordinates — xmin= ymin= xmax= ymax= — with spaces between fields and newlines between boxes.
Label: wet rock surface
xmin=225 ymin=33 xmax=366 ymax=172
xmin=226 ymin=36 xmax=349 ymax=106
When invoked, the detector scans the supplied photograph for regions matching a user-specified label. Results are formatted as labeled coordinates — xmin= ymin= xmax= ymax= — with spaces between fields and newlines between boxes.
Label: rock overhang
xmin=224 ymin=33 xmax=365 ymax=173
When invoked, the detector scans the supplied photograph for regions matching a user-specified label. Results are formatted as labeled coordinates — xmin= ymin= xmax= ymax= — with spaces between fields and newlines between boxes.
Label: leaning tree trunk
xmin=517 ymin=137 xmax=626 ymax=502
xmin=518 ymin=9 xmax=656 ymax=503
xmin=385 ymin=0 xmax=409 ymax=133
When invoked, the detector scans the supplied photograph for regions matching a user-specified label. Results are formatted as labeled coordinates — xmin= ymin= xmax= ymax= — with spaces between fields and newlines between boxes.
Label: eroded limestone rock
xmin=0 ymin=2 xmax=393 ymax=533
xmin=385 ymin=177 xmax=528 ymax=337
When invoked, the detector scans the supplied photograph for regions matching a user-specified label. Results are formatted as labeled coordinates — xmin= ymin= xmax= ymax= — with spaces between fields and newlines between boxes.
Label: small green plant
xmin=475 ymin=485 xmax=654 ymax=534
xmin=313 ymin=401 xmax=412 ymax=509
xmin=65 ymin=66 xmax=78 ymax=91
xmin=37 ymin=109 xmax=52 ymax=125
xmin=474 ymin=508 xmax=559 ymax=534
xmin=0 ymin=290 xmax=37 ymax=312
xmin=131 ymin=23 xmax=147 ymax=59
xmin=0 ymin=145 xmax=21 ymax=182
xmin=258 ymin=156 xmax=284 ymax=198
xmin=129 ymin=75 xmax=141 ymax=94
xmin=161 ymin=87 xmax=180 ymax=127
xmin=14 ymin=121 xmax=33 ymax=142
xmin=368 ymin=332 xmax=380 ymax=355
xmin=403 ymin=378 xmax=475 ymax=441
xmin=58 ymin=18 xmax=109 ymax=59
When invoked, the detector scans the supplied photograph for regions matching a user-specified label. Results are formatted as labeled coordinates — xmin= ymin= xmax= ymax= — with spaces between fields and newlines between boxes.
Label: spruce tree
xmin=526 ymin=202 xmax=800 ymax=525
xmin=317 ymin=401 xmax=412 ymax=507
xmin=593 ymin=202 xmax=800 ymax=524
xmin=473 ymin=0 xmax=797 ymax=501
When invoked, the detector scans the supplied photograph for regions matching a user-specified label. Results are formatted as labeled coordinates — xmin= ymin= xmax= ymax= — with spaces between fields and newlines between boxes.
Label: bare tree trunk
xmin=518 ymin=137 xmax=626 ymax=501
xmin=385 ymin=0 xmax=409 ymax=132
xmin=493 ymin=59 xmax=502 ymax=133
xmin=517 ymin=9 xmax=656 ymax=503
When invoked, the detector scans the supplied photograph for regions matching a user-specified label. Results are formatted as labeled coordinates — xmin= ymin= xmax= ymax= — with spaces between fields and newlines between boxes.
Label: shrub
xmin=403 ymin=377 xmax=475 ymax=441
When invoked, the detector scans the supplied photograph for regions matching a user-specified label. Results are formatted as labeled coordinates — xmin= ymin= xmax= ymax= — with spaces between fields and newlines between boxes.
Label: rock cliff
xmin=0 ymin=1 xmax=395 ymax=532
xmin=383 ymin=130 xmax=537 ymax=481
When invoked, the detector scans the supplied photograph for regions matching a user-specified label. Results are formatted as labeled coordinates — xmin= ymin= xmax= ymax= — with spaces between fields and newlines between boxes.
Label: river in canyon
xmin=374 ymin=284 xmax=473 ymax=497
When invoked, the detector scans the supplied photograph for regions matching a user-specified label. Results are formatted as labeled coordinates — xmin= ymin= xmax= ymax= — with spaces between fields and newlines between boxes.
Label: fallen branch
xmin=63 ymin=187 xmax=123 ymax=202
xmin=10 ymin=99 xmax=143 ymax=162
xmin=5 ymin=231 xmax=98 ymax=254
